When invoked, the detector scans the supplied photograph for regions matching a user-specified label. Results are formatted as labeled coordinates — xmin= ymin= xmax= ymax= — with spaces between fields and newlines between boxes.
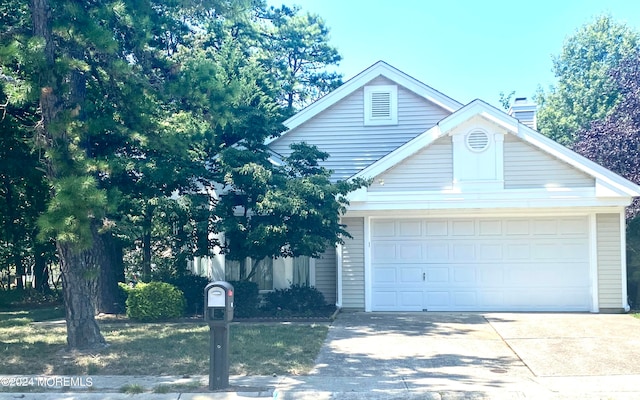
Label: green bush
xmin=263 ymin=284 xmax=327 ymax=312
xmin=0 ymin=289 xmax=62 ymax=310
xmin=125 ymin=282 xmax=186 ymax=321
xmin=228 ymin=280 xmax=259 ymax=318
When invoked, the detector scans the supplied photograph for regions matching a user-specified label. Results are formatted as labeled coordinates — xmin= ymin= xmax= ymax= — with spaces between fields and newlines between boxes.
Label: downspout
xmin=336 ymin=243 xmax=343 ymax=309
xmin=621 ymin=212 xmax=631 ymax=312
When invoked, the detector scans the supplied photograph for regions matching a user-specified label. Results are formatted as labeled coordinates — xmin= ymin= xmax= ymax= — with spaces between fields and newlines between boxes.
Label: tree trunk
xmin=3 ymin=180 xmax=24 ymax=290
xmin=141 ymin=203 xmax=155 ymax=281
xmin=31 ymin=0 xmax=106 ymax=349
xmin=13 ymin=252 xmax=25 ymax=291
xmin=97 ymin=232 xmax=124 ymax=314
xmin=58 ymin=221 xmax=106 ymax=350
xmin=33 ymin=246 xmax=50 ymax=293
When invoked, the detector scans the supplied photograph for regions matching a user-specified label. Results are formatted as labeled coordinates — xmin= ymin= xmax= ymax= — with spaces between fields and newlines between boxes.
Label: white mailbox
xmin=204 ymin=281 xmax=234 ymax=322
xmin=207 ymin=287 xmax=226 ymax=307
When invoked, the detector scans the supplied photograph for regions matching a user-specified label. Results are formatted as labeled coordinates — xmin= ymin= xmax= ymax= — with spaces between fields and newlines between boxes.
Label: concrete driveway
xmin=304 ymin=312 xmax=640 ymax=398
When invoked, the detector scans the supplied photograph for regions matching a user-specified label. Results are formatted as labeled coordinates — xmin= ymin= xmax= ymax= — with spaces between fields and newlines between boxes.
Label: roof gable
xmin=270 ymin=61 xmax=463 ymax=142
xmin=354 ymin=100 xmax=640 ymax=197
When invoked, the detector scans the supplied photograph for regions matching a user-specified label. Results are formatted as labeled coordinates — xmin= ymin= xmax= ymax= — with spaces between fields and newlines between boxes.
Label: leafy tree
xmin=0 ymin=0 xmax=56 ymax=294
xmin=6 ymin=0 xmax=210 ymax=349
xmin=0 ymin=97 xmax=54 ymax=293
xmin=259 ymin=5 xmax=342 ymax=112
xmin=498 ymin=90 xmax=515 ymax=111
xmin=573 ymin=50 xmax=640 ymax=306
xmin=214 ymin=142 xmax=368 ymax=280
xmin=2 ymin=0 xmax=352 ymax=350
xmin=536 ymin=15 xmax=640 ymax=146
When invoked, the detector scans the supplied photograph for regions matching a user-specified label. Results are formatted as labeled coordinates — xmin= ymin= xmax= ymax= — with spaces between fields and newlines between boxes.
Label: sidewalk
xmin=2 ymin=373 xmax=640 ymax=399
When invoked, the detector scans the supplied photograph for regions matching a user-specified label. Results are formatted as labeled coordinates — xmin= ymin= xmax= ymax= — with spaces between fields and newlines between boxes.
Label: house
xmin=196 ymin=60 xmax=640 ymax=313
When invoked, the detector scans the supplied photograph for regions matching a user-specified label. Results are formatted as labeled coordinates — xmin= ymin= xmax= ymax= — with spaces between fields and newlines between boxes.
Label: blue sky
xmin=267 ymin=0 xmax=640 ymax=108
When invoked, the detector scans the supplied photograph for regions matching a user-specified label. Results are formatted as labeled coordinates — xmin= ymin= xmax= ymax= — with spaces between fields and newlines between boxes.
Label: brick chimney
xmin=508 ymin=97 xmax=537 ymax=130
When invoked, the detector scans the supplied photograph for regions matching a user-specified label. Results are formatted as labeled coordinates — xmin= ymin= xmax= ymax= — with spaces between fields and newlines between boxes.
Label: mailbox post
xmin=204 ymin=281 xmax=234 ymax=390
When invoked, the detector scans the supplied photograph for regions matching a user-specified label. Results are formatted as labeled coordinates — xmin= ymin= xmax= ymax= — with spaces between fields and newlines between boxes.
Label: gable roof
xmin=353 ymin=99 xmax=640 ymax=197
xmin=266 ymin=61 xmax=464 ymax=145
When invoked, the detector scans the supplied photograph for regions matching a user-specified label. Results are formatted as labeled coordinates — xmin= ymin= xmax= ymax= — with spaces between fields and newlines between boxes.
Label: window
xmin=364 ymin=85 xmax=398 ymax=125
xmin=225 ymin=257 xmax=273 ymax=290
xmin=292 ymin=257 xmax=310 ymax=286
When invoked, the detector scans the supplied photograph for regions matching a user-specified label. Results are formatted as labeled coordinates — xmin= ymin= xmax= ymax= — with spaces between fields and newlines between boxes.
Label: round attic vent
xmin=466 ymin=130 xmax=489 ymax=152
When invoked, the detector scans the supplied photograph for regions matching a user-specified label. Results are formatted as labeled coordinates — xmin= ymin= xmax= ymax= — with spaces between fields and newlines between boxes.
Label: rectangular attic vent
xmin=371 ymin=91 xmax=391 ymax=118
xmin=364 ymin=85 xmax=398 ymax=125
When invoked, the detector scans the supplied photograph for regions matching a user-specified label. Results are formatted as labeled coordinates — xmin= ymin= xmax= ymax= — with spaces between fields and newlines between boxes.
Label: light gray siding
xmin=368 ymin=136 xmax=453 ymax=192
xmin=504 ymin=135 xmax=594 ymax=188
xmin=341 ymin=217 xmax=365 ymax=309
xmin=315 ymin=246 xmax=336 ymax=304
xmin=269 ymin=76 xmax=451 ymax=181
xmin=596 ymin=213 xmax=624 ymax=310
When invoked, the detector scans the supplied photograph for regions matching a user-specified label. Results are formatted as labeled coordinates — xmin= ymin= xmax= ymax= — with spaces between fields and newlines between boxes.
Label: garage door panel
xmin=505 ymin=219 xmax=530 ymax=235
xmin=559 ymin=217 xmax=588 ymax=235
xmin=452 ymin=291 xmax=477 ymax=306
xmin=399 ymin=266 xmax=422 ymax=284
xmin=372 ymin=291 xmax=397 ymax=308
xmin=506 ymin=243 xmax=530 ymax=259
xmin=425 ymin=243 xmax=448 ymax=261
xmin=426 ymin=267 xmax=449 ymax=282
xmin=372 ymin=267 xmax=396 ymax=284
xmin=477 ymin=291 xmax=504 ymax=307
xmin=533 ymin=219 xmax=558 ymax=235
xmin=398 ymin=220 xmax=422 ymax=237
xmin=505 ymin=262 xmax=588 ymax=286
xmin=479 ymin=220 xmax=502 ymax=235
xmin=370 ymin=216 xmax=591 ymax=312
xmin=560 ymin=242 xmax=589 ymax=259
xmin=478 ymin=266 xmax=504 ymax=284
xmin=452 ymin=220 xmax=475 ymax=235
xmin=452 ymin=243 xmax=475 ymax=260
xmin=372 ymin=243 xmax=396 ymax=260
xmin=399 ymin=291 xmax=423 ymax=308
xmin=398 ymin=243 xmax=422 ymax=260
xmin=425 ymin=291 xmax=449 ymax=307
xmin=453 ymin=267 xmax=476 ymax=284
xmin=479 ymin=243 xmax=503 ymax=259
xmin=426 ymin=221 xmax=448 ymax=236
xmin=372 ymin=220 xmax=396 ymax=237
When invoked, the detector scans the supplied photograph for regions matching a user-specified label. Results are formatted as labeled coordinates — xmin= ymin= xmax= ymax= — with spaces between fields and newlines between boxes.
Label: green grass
xmin=0 ymin=307 xmax=328 ymax=376
xmin=120 ymin=383 xmax=144 ymax=394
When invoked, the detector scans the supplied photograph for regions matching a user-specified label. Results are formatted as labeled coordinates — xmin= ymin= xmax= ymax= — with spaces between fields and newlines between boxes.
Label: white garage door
xmin=371 ymin=217 xmax=591 ymax=311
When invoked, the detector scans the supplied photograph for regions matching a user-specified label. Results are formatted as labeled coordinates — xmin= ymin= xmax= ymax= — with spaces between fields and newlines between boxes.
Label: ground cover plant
xmin=0 ymin=308 xmax=328 ymax=377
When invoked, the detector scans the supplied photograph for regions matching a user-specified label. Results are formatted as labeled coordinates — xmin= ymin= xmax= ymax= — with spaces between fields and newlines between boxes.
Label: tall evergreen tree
xmin=12 ymin=0 xmax=203 ymax=349
xmin=258 ymin=5 xmax=342 ymax=113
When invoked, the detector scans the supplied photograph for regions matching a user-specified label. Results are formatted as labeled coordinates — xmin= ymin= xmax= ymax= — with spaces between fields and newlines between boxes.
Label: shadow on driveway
xmin=309 ymin=312 xmax=533 ymax=392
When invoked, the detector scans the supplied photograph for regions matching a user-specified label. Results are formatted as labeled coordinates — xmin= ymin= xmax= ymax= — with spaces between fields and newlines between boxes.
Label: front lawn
xmin=0 ymin=308 xmax=328 ymax=376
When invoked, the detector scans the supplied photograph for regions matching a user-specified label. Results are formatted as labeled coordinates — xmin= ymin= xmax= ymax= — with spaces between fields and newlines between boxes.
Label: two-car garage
xmin=370 ymin=217 xmax=592 ymax=312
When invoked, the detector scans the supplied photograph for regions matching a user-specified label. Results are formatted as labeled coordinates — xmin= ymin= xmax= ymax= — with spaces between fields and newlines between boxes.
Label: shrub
xmin=263 ymin=284 xmax=327 ymax=312
xmin=0 ymin=289 xmax=62 ymax=309
xmin=125 ymin=282 xmax=186 ymax=321
xmin=165 ymin=274 xmax=210 ymax=316
xmin=228 ymin=280 xmax=259 ymax=318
